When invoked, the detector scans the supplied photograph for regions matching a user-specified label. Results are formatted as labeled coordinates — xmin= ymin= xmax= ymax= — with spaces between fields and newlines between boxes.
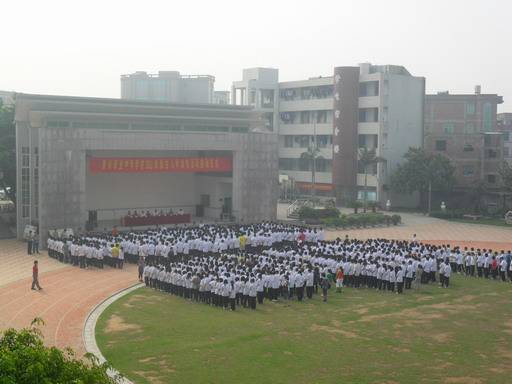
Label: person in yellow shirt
xmin=111 ymin=244 xmax=120 ymax=268
xmin=239 ymin=234 xmax=247 ymax=255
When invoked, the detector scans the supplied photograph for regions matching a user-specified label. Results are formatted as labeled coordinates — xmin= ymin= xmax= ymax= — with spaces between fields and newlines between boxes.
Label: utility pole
xmin=311 ymin=115 xmax=317 ymax=201
xmin=428 ymin=180 xmax=432 ymax=215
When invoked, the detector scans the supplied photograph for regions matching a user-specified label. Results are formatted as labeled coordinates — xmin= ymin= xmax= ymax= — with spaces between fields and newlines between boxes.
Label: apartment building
xmin=232 ymin=64 xmax=425 ymax=206
xmin=424 ymin=88 xmax=504 ymax=190
xmin=121 ymin=71 xmax=230 ymax=104
xmin=497 ymin=113 xmax=512 ymax=164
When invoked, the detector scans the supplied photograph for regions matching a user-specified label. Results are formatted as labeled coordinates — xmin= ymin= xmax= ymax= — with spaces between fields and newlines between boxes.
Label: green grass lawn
xmin=96 ymin=277 xmax=512 ymax=384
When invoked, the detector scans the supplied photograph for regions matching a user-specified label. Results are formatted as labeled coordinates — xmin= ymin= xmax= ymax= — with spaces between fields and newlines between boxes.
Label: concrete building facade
xmin=424 ymin=89 xmax=504 ymax=191
xmin=232 ymin=64 xmax=425 ymax=206
xmin=497 ymin=113 xmax=512 ymax=164
xmin=15 ymin=94 xmax=278 ymax=244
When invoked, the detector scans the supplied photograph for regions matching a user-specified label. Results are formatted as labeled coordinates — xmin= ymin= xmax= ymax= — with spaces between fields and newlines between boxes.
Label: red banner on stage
xmin=88 ymin=156 xmax=232 ymax=173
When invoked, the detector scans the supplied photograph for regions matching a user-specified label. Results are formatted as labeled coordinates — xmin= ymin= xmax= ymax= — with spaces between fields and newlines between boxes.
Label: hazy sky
xmin=2 ymin=0 xmax=511 ymax=110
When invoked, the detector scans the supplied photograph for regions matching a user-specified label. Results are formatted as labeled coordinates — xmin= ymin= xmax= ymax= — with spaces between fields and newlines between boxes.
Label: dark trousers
xmin=249 ymin=296 xmax=256 ymax=309
xmin=297 ymin=286 xmax=304 ymax=301
xmin=443 ymin=276 xmax=450 ymax=287
xmin=306 ymin=286 xmax=314 ymax=299
xmin=27 ymin=241 xmax=33 ymax=255
xmin=31 ymin=276 xmax=41 ymax=290
xmin=397 ymin=282 xmax=404 ymax=294
xmin=257 ymin=291 xmax=264 ymax=304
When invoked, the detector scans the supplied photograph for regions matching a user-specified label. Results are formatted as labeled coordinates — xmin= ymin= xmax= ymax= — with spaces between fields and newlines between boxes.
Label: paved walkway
xmin=0 ymin=240 xmax=138 ymax=355
xmin=0 ymin=239 xmax=68 ymax=287
xmin=325 ymin=212 xmax=512 ymax=250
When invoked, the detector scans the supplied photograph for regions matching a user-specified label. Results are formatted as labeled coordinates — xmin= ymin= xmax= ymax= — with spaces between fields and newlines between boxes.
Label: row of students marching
xmin=47 ymin=222 xmax=324 ymax=267
xmin=47 ymin=238 xmax=124 ymax=269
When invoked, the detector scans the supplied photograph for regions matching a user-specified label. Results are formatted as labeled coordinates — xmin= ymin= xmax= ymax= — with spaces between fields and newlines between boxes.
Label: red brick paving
xmin=0 ymin=248 xmax=138 ymax=356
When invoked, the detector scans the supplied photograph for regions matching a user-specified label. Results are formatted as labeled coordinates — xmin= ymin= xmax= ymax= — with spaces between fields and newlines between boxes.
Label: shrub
xmin=347 ymin=200 xmax=363 ymax=214
xmin=0 ymin=318 xmax=120 ymax=384
xmin=391 ymin=214 xmax=401 ymax=225
xmin=298 ymin=206 xmax=340 ymax=220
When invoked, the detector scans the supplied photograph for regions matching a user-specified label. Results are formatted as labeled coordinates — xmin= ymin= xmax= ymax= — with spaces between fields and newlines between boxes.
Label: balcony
xmin=279 ymin=98 xmax=333 ymax=112
xmin=358 ymin=122 xmax=380 ymax=135
xmin=280 ymin=170 xmax=332 ymax=184
xmin=357 ymin=173 xmax=378 ymax=187
xmin=278 ymin=123 xmax=332 ymax=135
xmin=279 ymin=147 xmax=333 ymax=159
xmin=358 ymin=96 xmax=380 ymax=109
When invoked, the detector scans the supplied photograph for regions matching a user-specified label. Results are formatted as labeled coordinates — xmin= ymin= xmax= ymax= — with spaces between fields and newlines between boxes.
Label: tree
xmin=390 ymin=147 xmax=456 ymax=213
xmin=300 ymin=143 xmax=323 ymax=201
xmin=0 ymin=318 xmax=120 ymax=384
xmin=500 ymin=162 xmax=512 ymax=191
xmin=358 ymin=147 xmax=385 ymax=212
xmin=0 ymin=101 xmax=16 ymax=204
xmin=467 ymin=181 xmax=488 ymax=214
xmin=499 ymin=162 xmax=512 ymax=210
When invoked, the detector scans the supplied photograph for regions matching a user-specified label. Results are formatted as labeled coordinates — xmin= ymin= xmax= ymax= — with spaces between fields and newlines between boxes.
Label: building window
xmin=300 ymin=111 xmax=311 ymax=124
xmin=487 ymin=174 xmax=496 ymax=184
xmin=443 ymin=122 xmax=455 ymax=134
xmin=464 ymin=123 xmax=475 ymax=134
xmin=359 ymin=81 xmax=379 ymax=97
xmin=357 ymin=189 xmax=377 ymax=202
xmin=504 ymin=147 xmax=509 ymax=157
xmin=297 ymin=135 xmax=310 ymax=148
xmin=463 ymin=166 xmax=474 ymax=177
xmin=483 ymin=102 xmax=493 ymax=131
xmin=316 ymin=135 xmax=331 ymax=148
xmin=316 ymin=110 xmax=328 ymax=123
xmin=359 ymin=108 xmax=378 ymax=123
xmin=284 ymin=136 xmax=294 ymax=148
xmin=280 ymin=112 xmax=295 ymax=124
xmin=503 ymin=132 xmax=510 ymax=141
xmin=465 ymin=103 xmax=476 ymax=115
xmin=486 ymin=149 xmax=498 ymax=158
xmin=298 ymin=157 xmax=310 ymax=171
xmin=484 ymin=135 xmax=491 ymax=146
xmin=435 ymin=140 xmax=447 ymax=151
xmin=261 ymin=90 xmax=274 ymax=107
xmin=463 ymin=143 xmax=474 ymax=152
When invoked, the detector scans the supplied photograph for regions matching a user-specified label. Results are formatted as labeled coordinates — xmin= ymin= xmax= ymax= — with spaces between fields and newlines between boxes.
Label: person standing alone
xmin=31 ymin=260 xmax=42 ymax=290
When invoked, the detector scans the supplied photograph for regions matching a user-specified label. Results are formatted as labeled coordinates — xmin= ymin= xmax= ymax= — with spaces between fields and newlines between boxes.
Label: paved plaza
xmin=0 ymin=216 xmax=510 ymax=356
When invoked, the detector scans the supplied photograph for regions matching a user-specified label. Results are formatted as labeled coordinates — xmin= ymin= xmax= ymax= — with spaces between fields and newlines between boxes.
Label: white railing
xmin=286 ymin=199 xmax=313 ymax=218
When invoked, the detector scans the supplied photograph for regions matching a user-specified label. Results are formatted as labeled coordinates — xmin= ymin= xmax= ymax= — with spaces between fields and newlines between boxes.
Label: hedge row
xmin=298 ymin=206 xmax=340 ymax=220
xmin=323 ymin=213 xmax=401 ymax=228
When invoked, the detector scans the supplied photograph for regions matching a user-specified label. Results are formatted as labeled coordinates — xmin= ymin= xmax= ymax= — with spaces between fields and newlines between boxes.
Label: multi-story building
xmin=232 ymin=64 xmax=425 ymax=206
xmin=497 ymin=113 xmax=512 ymax=164
xmin=424 ymin=88 xmax=504 ymax=193
xmin=121 ymin=71 xmax=222 ymax=104
xmin=213 ymin=91 xmax=230 ymax=105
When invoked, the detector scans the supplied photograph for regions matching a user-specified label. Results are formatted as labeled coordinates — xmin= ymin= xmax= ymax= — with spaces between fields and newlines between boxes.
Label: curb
xmin=82 ymin=282 xmax=144 ymax=384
